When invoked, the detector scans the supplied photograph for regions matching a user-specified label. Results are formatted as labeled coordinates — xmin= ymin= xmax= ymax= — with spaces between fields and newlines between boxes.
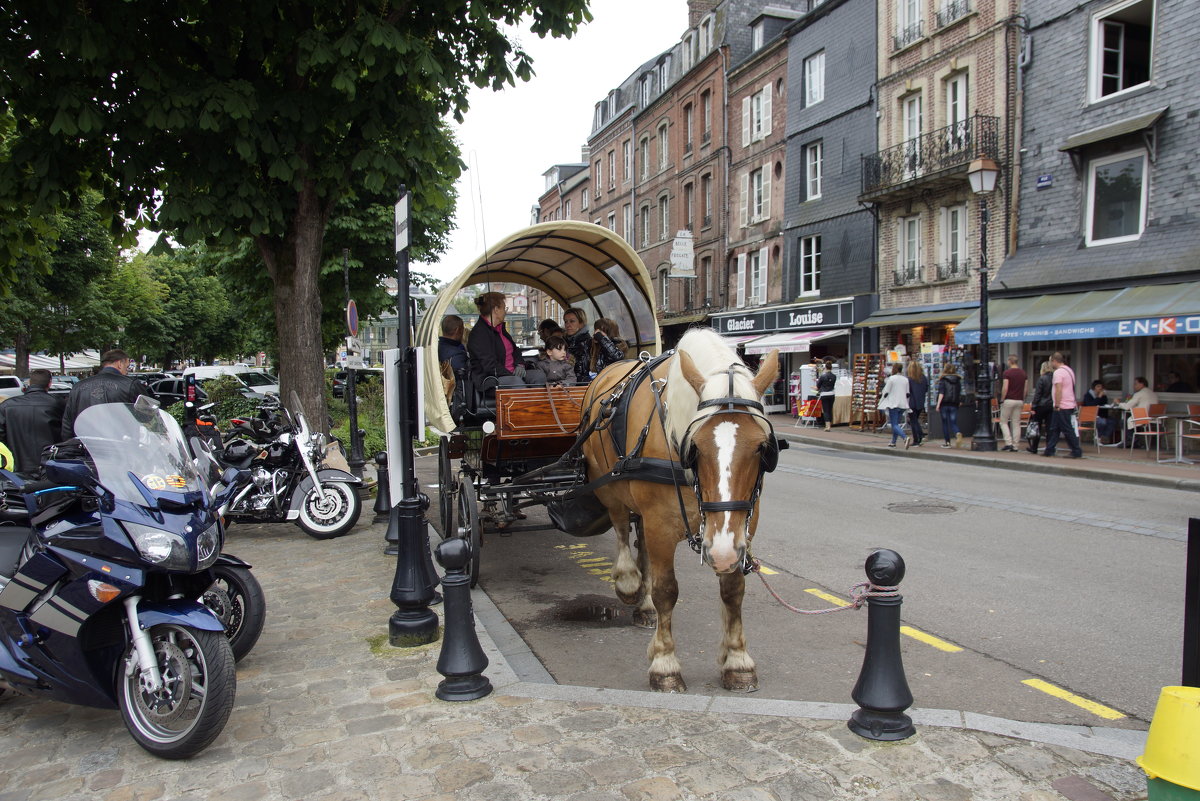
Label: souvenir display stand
xmin=850 ymin=354 xmax=886 ymax=430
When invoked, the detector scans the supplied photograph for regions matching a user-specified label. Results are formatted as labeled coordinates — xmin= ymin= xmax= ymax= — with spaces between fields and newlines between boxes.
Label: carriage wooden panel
xmin=494 ymin=385 xmax=588 ymax=439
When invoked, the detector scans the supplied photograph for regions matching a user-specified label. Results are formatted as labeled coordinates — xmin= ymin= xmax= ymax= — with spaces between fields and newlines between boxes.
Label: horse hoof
xmin=650 ymin=674 xmax=687 ymax=693
xmin=631 ymin=609 xmax=657 ymax=629
xmin=721 ymin=669 xmax=758 ymax=692
xmin=614 ymin=586 xmax=640 ymax=606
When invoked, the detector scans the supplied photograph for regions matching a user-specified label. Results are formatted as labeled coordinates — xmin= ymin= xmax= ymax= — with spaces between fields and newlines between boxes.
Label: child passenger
xmin=536 ymin=334 xmax=574 ymax=385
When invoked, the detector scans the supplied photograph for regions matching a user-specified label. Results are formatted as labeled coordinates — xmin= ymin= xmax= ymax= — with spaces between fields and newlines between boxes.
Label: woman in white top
xmin=877 ymin=362 xmax=911 ymax=447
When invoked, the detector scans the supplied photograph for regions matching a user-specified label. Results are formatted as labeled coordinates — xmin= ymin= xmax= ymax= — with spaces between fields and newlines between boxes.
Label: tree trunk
xmin=14 ymin=330 xmax=30 ymax=378
xmin=262 ymin=182 xmax=330 ymax=433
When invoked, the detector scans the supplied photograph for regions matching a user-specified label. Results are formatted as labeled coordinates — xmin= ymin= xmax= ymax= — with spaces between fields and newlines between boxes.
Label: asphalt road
xmin=419 ymin=442 xmax=1192 ymax=729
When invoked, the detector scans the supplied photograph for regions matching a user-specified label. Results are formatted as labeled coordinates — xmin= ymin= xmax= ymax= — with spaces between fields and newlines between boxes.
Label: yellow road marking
xmin=805 ymin=588 xmax=850 ymax=607
xmin=576 ymin=558 xmax=609 ymax=565
xmin=1021 ymin=679 xmax=1125 ymax=720
xmin=899 ymin=626 xmax=962 ymax=653
xmin=758 ymin=565 xmax=778 ymax=575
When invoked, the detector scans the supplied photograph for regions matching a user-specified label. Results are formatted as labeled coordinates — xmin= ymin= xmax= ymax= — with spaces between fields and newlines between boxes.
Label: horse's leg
xmin=644 ymin=518 xmax=684 ymax=692
xmin=718 ymin=570 xmax=757 ymax=691
xmin=609 ymin=506 xmax=641 ymax=606
xmin=630 ymin=517 xmax=656 ymax=628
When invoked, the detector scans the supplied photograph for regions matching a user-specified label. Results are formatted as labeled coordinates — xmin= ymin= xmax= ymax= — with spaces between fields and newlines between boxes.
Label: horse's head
xmin=677 ymin=348 xmax=780 ymax=574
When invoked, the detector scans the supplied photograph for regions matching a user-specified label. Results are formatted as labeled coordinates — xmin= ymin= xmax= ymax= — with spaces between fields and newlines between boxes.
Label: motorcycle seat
xmin=0 ymin=524 xmax=31 ymax=579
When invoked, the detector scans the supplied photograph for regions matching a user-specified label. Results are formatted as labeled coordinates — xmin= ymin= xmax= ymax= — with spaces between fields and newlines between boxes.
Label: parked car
xmin=234 ymin=371 xmax=280 ymax=396
xmin=131 ymin=372 xmax=170 ymax=385
xmin=150 ymin=378 xmax=208 ymax=407
xmin=0 ymin=376 xmax=23 ymax=400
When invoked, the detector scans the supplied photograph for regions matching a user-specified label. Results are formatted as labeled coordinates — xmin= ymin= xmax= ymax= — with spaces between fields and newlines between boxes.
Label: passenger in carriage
xmin=590 ymin=318 xmax=628 ymax=375
xmin=467 ymin=291 xmax=525 ymax=388
xmin=562 ymin=307 xmax=593 ymax=384
xmin=437 ymin=314 xmax=468 ymax=373
xmin=536 ymin=335 xmax=574 ymax=385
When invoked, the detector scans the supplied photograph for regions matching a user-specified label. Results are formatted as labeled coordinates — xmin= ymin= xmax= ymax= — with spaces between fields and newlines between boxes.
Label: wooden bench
xmin=494 ymin=385 xmax=589 ymax=439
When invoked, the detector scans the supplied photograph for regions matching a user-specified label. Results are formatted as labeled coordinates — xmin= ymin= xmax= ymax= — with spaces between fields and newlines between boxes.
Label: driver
xmin=61 ymin=349 xmax=155 ymax=440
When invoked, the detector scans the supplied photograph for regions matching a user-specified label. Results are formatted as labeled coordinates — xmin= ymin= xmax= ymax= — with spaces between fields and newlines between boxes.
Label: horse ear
xmin=678 ymin=349 xmax=707 ymax=394
xmin=751 ymin=349 xmax=780 ymax=398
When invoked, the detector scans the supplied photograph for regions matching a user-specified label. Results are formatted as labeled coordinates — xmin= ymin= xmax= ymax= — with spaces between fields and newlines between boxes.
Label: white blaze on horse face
xmin=707 ymin=420 xmax=740 ymax=572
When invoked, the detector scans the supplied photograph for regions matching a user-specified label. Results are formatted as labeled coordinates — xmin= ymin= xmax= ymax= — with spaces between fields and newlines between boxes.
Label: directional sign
xmin=394 ymin=193 xmax=410 ymax=254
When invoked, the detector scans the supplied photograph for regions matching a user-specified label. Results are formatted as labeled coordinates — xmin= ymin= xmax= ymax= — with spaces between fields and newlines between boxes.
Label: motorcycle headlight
xmin=123 ymin=522 xmax=191 ymax=570
xmin=196 ymin=521 xmax=221 ymax=570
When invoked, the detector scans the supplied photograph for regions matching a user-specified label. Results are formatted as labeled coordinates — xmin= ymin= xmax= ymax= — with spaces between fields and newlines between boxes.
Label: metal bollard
xmin=848 ymin=549 xmax=915 ymax=741
xmin=373 ymin=452 xmax=391 ymax=523
xmin=433 ymin=538 xmax=492 ymax=701
xmin=417 ymin=492 xmax=442 ymax=606
xmin=387 ymin=494 xmax=439 ymax=647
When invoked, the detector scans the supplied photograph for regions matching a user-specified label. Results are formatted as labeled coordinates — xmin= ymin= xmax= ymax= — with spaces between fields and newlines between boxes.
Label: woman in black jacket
xmin=466 ymin=291 xmax=522 ymax=389
xmin=590 ymin=318 xmax=628 ymax=375
xmin=1026 ymin=361 xmax=1054 ymax=454
xmin=563 ymin=306 xmax=592 ymax=383
xmin=935 ymin=363 xmax=964 ymax=448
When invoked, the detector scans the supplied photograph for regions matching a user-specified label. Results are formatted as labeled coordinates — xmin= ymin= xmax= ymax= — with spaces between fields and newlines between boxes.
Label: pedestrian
xmin=562 ymin=307 xmax=592 ymax=384
xmin=1026 ymin=361 xmax=1053 ymax=454
xmin=61 ymin=349 xmax=155 ymax=440
xmin=1043 ymin=351 xmax=1083 ymax=459
xmin=590 ymin=318 xmax=628 ymax=375
xmin=877 ymin=363 xmax=910 ymax=448
xmin=437 ymin=314 xmax=468 ymax=373
xmin=1081 ymin=380 xmax=1115 ymax=443
xmin=998 ymin=354 xmax=1027 ymax=452
xmin=935 ymin=362 xmax=964 ymax=448
xmin=0 ymin=369 xmax=65 ymax=477
xmin=817 ymin=360 xmax=837 ymax=431
xmin=905 ymin=360 xmax=928 ymax=448
xmin=536 ymin=334 xmax=574 ymax=385
xmin=466 ymin=291 xmax=524 ymax=388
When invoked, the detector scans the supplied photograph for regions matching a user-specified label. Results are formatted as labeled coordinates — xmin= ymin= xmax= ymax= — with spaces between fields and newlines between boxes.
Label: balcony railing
xmin=936 ymin=258 xmax=971 ymax=281
xmin=860 ymin=114 xmax=999 ymax=197
xmin=894 ymin=264 xmax=923 ymax=287
xmin=935 ymin=0 xmax=971 ymax=29
xmin=893 ymin=20 xmax=924 ymax=51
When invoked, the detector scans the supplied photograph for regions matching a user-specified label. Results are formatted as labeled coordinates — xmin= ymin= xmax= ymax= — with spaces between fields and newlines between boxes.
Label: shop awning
xmin=721 ymin=333 xmax=764 ymax=346
xmin=744 ymin=329 xmax=848 ymax=355
xmin=955 ymin=282 xmax=1200 ymax=344
xmin=856 ymin=304 xmax=977 ymax=329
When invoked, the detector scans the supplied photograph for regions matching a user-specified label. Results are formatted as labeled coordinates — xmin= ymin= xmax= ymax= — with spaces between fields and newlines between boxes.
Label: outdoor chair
xmin=1181 ymin=417 xmax=1200 ymax=458
xmin=796 ymin=397 xmax=821 ymax=428
xmin=1128 ymin=407 xmax=1166 ymax=461
xmin=1076 ymin=405 xmax=1099 ymax=450
xmin=1149 ymin=403 xmax=1167 ymax=419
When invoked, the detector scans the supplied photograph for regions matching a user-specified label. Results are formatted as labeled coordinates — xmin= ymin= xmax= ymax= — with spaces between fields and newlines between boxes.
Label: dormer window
xmin=751 ymin=21 xmax=765 ymax=51
xmin=700 ymin=16 xmax=713 ymax=53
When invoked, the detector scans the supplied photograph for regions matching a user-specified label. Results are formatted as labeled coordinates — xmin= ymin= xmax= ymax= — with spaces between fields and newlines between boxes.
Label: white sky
xmin=413 ymin=0 xmax=689 ymax=284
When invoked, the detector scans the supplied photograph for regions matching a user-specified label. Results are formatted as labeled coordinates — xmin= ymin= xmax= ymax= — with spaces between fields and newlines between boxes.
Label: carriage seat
xmin=451 ymin=362 xmax=549 ymax=428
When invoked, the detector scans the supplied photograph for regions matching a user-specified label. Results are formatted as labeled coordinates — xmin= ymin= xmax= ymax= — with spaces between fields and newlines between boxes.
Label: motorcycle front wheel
xmin=117 ymin=624 xmax=236 ymax=759
xmin=202 ymin=565 xmax=267 ymax=662
xmin=296 ymin=480 xmax=362 ymax=539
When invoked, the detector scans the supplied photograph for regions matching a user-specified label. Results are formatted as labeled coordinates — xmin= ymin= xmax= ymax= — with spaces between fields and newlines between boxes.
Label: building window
xmin=734 ymin=254 xmax=746 ymax=308
xmin=902 ymin=93 xmax=924 ymax=178
xmin=700 ymin=16 xmax=713 ymax=53
xmin=805 ymin=141 xmax=823 ymax=200
xmin=640 ymin=205 xmax=650 ymax=247
xmin=804 ymin=52 xmax=825 ymax=107
xmin=639 ymin=137 xmax=650 ymax=180
xmin=741 ymin=165 xmax=770 ymax=226
xmin=622 ymin=140 xmax=632 ymax=183
xmin=1090 ymin=0 xmax=1152 ymax=103
xmin=938 ymin=204 xmax=968 ymax=279
xmin=661 ymin=269 xmax=670 ymax=308
xmin=751 ymin=20 xmax=765 ymax=51
xmin=607 ymin=212 xmax=616 ymax=231
xmin=658 ymin=122 xmax=669 ymax=170
xmin=564 ymin=199 xmax=571 ymax=219
xmin=701 ymin=255 xmax=713 ymax=304
xmin=1086 ymin=149 xmax=1148 ymax=246
xmin=658 ymin=195 xmax=669 ymax=241
xmin=607 ymin=150 xmax=616 ymax=189
xmin=896 ymin=215 xmax=923 ymax=284
xmin=684 ymin=104 xmax=694 ymax=152
xmin=742 ymin=84 xmax=773 ymax=145
xmin=936 ymin=0 xmax=972 ymax=29
xmin=944 ymin=71 xmax=969 ymax=151
xmin=640 ymin=75 xmax=653 ymax=107
xmin=623 ymin=204 xmax=633 ymax=240
xmin=594 ymin=159 xmax=602 ymax=197
xmin=684 ymin=183 xmax=694 ymax=231
xmin=701 ymin=90 xmax=712 ymax=142
xmin=683 ymin=33 xmax=695 ymax=70
xmin=748 ymin=248 xmax=767 ymax=305
xmin=657 ymin=57 xmax=670 ymax=90
xmin=581 ymin=188 xmax=588 ymax=211
xmin=800 ymin=235 xmax=821 ymax=297
xmin=895 ymin=0 xmax=924 ymax=50
xmin=701 ymin=173 xmax=713 ymax=226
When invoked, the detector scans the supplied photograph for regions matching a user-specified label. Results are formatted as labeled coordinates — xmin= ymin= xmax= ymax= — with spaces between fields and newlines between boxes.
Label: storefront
xmin=712 ymin=296 xmax=876 ymax=414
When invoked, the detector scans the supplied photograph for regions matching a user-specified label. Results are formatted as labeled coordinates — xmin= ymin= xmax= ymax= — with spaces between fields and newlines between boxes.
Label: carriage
xmin=416 ymin=221 xmax=663 ymax=588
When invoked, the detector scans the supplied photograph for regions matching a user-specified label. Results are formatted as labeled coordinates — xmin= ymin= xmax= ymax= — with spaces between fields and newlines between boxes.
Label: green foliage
xmin=201 ymin=375 xmax=261 ymax=422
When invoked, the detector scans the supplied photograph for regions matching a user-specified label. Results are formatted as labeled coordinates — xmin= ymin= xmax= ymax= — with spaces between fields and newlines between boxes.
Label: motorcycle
xmin=0 ymin=398 xmax=246 ymax=758
xmin=192 ymin=391 xmax=362 ymax=540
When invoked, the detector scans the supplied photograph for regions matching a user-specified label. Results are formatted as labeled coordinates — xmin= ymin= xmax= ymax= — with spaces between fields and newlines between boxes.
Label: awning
xmin=856 ymin=304 xmax=977 ymax=329
xmin=721 ymin=333 xmax=763 ymax=346
xmin=1060 ymin=107 xmax=1167 ymax=152
xmin=744 ymin=329 xmax=848 ymax=355
xmin=955 ymin=282 xmax=1200 ymax=344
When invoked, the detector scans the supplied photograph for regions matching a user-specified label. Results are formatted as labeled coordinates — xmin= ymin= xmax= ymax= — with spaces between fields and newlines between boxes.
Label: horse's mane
xmin=664 ymin=327 xmax=761 ymax=450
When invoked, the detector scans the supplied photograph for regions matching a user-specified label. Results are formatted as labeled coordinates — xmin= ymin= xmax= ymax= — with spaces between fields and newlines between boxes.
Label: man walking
xmin=0 ymin=370 xmax=66 ymax=477
xmin=1043 ymin=351 xmax=1083 ymax=459
xmin=61 ymin=349 xmax=155 ymax=439
xmin=998 ymin=354 xmax=1027 ymax=452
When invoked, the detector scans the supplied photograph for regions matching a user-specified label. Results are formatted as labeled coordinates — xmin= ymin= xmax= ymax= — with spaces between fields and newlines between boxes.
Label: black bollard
xmin=373 ymin=452 xmax=391 ymax=523
xmin=434 ymin=537 xmax=492 ymax=701
xmin=387 ymin=495 xmax=439 ymax=647
xmin=417 ymin=492 xmax=443 ymax=606
xmin=848 ymin=549 xmax=916 ymax=741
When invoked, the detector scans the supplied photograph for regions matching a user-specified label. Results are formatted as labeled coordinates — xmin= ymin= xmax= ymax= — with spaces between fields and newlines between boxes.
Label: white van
xmin=181 ymin=366 xmax=278 ymax=398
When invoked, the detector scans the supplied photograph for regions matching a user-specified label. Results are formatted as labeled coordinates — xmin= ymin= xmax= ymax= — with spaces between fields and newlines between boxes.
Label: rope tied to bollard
xmin=749 ymin=558 xmax=899 ymax=615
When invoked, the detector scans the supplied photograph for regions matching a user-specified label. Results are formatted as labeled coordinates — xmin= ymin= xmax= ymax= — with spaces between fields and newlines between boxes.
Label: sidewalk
xmin=774 ymin=414 xmax=1200 ymax=493
xmin=0 ymin=515 xmax=1151 ymax=800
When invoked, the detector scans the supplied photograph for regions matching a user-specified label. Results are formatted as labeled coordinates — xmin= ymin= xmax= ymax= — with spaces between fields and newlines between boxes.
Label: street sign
xmin=668 ymin=229 xmax=695 ymax=278
xmin=344 ymin=336 xmax=364 ymax=369
xmin=394 ymin=193 xmax=410 ymax=254
xmin=346 ymin=299 xmax=359 ymax=337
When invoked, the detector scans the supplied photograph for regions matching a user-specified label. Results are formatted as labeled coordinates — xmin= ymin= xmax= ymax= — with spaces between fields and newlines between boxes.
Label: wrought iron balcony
xmin=860 ymin=114 xmax=1000 ymax=200
xmin=935 ymin=0 xmax=971 ymax=29
xmin=894 ymin=264 xmax=923 ymax=287
xmin=893 ymin=21 xmax=924 ymax=51
xmin=935 ymin=258 xmax=971 ymax=281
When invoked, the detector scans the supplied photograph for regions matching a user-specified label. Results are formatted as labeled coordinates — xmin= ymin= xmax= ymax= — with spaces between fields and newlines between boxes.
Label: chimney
xmin=581 ymin=145 xmax=591 ymax=162
xmin=688 ymin=0 xmax=719 ymax=27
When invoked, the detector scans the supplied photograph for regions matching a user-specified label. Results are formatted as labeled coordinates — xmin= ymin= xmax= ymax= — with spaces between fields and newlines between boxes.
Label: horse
xmin=579 ymin=328 xmax=780 ymax=692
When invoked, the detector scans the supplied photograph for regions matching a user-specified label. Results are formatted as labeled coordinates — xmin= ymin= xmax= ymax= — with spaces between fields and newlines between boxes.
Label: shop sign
xmin=956 ymin=314 xmax=1200 ymax=344
xmin=667 ymin=230 xmax=696 ymax=278
xmin=712 ymin=300 xmax=854 ymax=335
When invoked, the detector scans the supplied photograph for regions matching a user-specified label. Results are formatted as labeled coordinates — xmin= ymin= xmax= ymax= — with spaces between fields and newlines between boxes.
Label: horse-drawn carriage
xmin=417 ymin=221 xmax=785 ymax=692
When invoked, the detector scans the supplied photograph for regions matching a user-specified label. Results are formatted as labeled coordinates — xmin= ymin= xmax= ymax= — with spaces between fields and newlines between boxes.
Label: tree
xmin=0 ymin=1 xmax=592 ymax=427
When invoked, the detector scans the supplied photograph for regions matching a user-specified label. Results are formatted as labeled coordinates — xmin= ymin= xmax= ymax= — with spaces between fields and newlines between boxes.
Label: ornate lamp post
xmin=967 ymin=157 xmax=1000 ymax=453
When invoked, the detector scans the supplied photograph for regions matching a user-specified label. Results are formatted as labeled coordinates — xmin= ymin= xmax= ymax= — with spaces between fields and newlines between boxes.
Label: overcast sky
xmin=413 ymin=0 xmax=689 ymax=284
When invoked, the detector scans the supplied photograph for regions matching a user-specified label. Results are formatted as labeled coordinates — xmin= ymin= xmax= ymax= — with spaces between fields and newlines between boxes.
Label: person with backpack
xmin=935 ymin=362 xmax=964 ymax=448
xmin=816 ymin=360 xmax=837 ymax=431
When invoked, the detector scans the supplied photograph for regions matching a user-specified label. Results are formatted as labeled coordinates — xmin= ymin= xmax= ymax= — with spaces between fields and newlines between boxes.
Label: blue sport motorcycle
xmin=0 ymin=399 xmax=243 ymax=758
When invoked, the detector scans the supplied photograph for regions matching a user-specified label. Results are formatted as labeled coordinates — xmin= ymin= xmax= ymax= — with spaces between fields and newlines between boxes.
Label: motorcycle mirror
xmin=134 ymin=395 xmax=161 ymax=414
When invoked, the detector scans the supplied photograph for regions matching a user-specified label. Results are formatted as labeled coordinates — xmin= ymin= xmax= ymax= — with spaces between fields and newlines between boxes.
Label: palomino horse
xmin=580 ymin=328 xmax=780 ymax=692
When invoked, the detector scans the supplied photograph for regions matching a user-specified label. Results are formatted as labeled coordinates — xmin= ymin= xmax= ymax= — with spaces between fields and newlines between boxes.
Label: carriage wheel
xmin=437 ymin=436 xmax=456 ymax=540
xmin=456 ymin=477 xmax=482 ymax=589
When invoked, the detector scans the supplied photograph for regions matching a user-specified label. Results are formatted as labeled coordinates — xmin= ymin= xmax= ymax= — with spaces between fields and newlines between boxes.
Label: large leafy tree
xmin=0 ymin=0 xmax=591 ymax=425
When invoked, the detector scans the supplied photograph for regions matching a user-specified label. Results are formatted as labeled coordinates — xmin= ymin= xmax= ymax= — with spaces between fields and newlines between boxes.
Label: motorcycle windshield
xmin=73 ymin=402 xmax=206 ymax=504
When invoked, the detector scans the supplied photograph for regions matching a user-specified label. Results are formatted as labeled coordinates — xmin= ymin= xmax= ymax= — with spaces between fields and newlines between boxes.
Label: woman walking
xmin=1026 ymin=361 xmax=1054 ymax=454
xmin=877 ymin=363 xmax=910 ymax=448
xmin=816 ymin=360 xmax=837 ymax=431
xmin=936 ymin=363 xmax=964 ymax=448
xmin=905 ymin=360 xmax=929 ymax=448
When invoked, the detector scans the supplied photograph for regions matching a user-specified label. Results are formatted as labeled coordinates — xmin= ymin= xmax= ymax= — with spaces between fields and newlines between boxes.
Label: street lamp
xmin=967 ymin=157 xmax=1000 ymax=453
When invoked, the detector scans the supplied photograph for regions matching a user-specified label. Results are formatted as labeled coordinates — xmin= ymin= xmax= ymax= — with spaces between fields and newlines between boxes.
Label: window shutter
xmin=742 ymin=96 xmax=751 ymax=147
xmin=761 ymin=84 xmax=773 ymax=137
xmin=761 ymin=162 xmax=771 ymax=220
xmin=739 ymin=172 xmax=749 ymax=228
xmin=758 ymin=247 xmax=769 ymax=303
xmin=736 ymin=253 xmax=747 ymax=308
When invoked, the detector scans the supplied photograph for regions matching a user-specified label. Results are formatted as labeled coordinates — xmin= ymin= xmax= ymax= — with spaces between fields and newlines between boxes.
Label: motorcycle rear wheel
xmin=297 ymin=480 xmax=361 ymax=539
xmin=117 ymin=624 xmax=236 ymax=759
xmin=203 ymin=565 xmax=267 ymax=662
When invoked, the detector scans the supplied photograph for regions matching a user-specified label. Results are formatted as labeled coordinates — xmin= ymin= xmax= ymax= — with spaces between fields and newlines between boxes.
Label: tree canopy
xmin=0 ymin=0 xmax=592 ymax=424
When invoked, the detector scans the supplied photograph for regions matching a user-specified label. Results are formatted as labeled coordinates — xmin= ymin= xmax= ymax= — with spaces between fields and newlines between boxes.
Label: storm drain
xmin=887 ymin=501 xmax=958 ymax=515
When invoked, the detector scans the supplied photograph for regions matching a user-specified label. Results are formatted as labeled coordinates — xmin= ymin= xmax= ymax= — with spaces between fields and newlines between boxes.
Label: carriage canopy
xmin=417 ymin=221 xmax=662 ymax=434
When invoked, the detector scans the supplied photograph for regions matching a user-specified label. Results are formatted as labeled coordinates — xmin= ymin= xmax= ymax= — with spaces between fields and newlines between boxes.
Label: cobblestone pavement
xmin=0 ymin=515 xmax=1151 ymax=801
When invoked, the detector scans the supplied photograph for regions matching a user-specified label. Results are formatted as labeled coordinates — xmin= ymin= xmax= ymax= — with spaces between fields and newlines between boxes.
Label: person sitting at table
xmin=1081 ymin=379 xmax=1116 ymax=443
xmin=1118 ymin=376 xmax=1160 ymax=429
